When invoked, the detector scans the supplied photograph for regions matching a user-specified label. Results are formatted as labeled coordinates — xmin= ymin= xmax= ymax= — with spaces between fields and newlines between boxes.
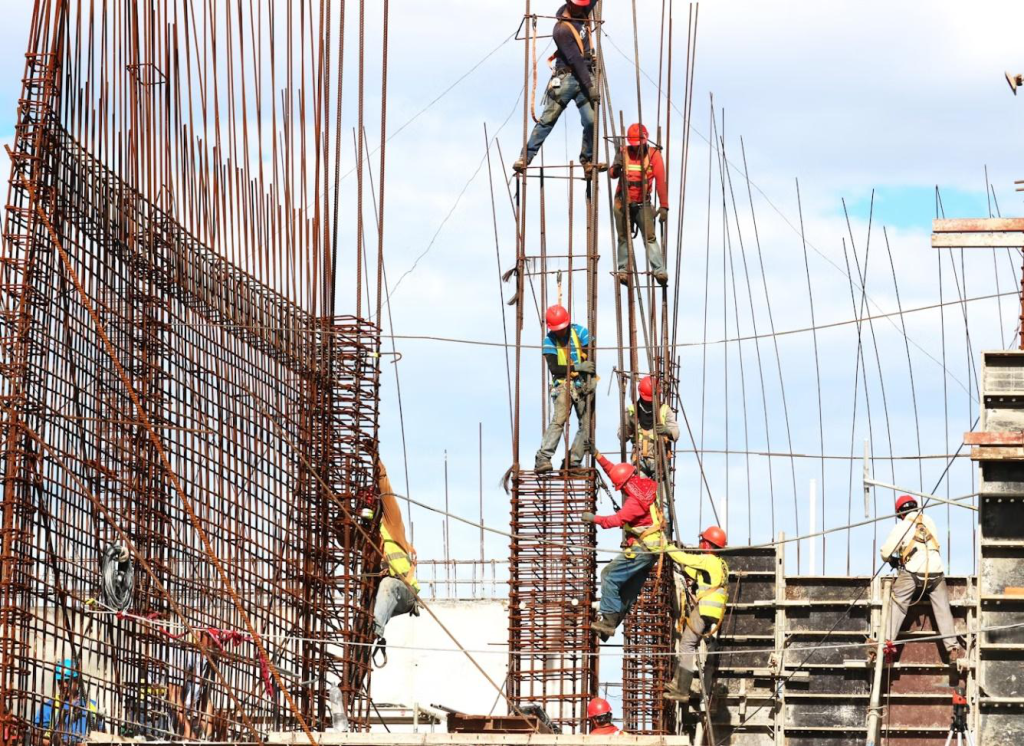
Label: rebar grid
xmin=508 ymin=470 xmax=598 ymax=733
xmin=622 ymin=569 xmax=676 ymax=734
xmin=0 ymin=31 xmax=382 ymax=746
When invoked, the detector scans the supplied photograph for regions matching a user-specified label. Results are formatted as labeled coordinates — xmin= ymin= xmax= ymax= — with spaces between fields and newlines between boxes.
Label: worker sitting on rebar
xmin=583 ymin=451 xmax=664 ymax=639
xmin=513 ymin=0 xmax=601 ymax=175
xmin=371 ymin=461 xmax=420 ymax=666
xmin=663 ymin=527 xmax=729 ymax=704
xmin=618 ymin=375 xmax=679 ymax=479
xmin=609 ymin=123 xmax=670 ymax=286
xmin=873 ymin=494 xmax=965 ymax=664
xmin=535 ymin=304 xmax=595 ymax=472
xmin=34 ymin=658 xmax=104 ymax=746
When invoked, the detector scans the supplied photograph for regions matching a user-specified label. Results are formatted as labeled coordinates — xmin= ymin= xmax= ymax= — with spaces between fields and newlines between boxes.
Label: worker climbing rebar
xmin=618 ymin=375 xmax=679 ymax=478
xmin=370 ymin=461 xmax=420 ymax=665
xmin=871 ymin=494 xmax=965 ymax=664
xmin=584 ymin=451 xmax=665 ymax=639
xmin=514 ymin=0 xmax=602 ymax=174
xmin=535 ymin=304 xmax=595 ymax=472
xmin=609 ymin=123 xmax=670 ymax=286
xmin=663 ymin=526 xmax=729 ymax=706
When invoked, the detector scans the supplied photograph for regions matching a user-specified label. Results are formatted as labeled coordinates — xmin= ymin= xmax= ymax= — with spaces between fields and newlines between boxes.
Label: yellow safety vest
xmin=683 ymin=555 xmax=729 ymax=623
xmin=624 ymin=499 xmax=667 ymax=550
xmin=625 ymin=403 xmax=671 ymax=459
xmin=381 ymin=525 xmax=420 ymax=594
xmin=900 ymin=514 xmax=940 ymax=566
xmin=553 ymin=327 xmax=585 ymax=384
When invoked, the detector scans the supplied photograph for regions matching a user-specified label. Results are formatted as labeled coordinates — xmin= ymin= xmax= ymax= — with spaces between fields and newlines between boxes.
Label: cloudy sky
xmin=1 ymin=1 xmax=1021 ymax=586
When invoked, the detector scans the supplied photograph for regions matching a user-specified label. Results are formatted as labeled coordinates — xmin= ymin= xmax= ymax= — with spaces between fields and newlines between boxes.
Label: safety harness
xmin=678 ymin=556 xmax=730 ymax=638
xmin=626 ymin=402 xmax=671 ymax=460
xmin=621 ymin=149 xmax=656 ymax=204
xmin=899 ymin=513 xmax=940 ymax=566
xmin=552 ymin=327 xmax=586 ymax=386
xmin=548 ymin=10 xmax=593 ymax=70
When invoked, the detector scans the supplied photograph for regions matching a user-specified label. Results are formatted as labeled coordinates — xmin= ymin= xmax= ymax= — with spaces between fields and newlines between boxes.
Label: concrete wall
xmin=368 ymin=599 xmax=509 ymax=731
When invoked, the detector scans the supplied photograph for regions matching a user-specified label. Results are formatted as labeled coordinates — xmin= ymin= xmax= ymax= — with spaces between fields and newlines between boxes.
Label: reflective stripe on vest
xmin=623 ymin=150 xmax=654 ymax=203
xmin=684 ymin=557 xmax=729 ymax=622
xmin=626 ymin=403 xmax=670 ymax=459
xmin=381 ymin=527 xmax=420 ymax=592
xmin=553 ymin=328 xmax=585 ymax=384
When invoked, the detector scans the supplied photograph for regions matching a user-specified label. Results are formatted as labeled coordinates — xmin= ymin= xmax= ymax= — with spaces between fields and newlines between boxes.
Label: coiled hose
xmin=101 ymin=543 xmax=134 ymax=611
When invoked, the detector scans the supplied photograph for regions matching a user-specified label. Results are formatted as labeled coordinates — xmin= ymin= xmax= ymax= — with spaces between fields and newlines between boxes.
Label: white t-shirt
xmin=880 ymin=510 xmax=944 ymax=576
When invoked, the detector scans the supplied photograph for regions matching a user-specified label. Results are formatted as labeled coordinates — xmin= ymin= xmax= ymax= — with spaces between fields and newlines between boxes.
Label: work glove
xmin=581 ymin=511 xmax=596 ymax=524
xmin=888 ymin=555 xmax=901 ymax=571
xmin=658 ymin=206 xmax=669 ymax=225
xmin=586 ymin=84 xmax=601 ymax=106
xmin=654 ymin=423 xmax=671 ymax=437
xmin=575 ymin=360 xmax=596 ymax=375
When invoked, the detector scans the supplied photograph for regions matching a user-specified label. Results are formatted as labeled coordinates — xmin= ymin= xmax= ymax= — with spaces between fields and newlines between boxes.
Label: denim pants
xmin=523 ymin=71 xmax=595 ymax=165
xmin=372 ymin=576 xmax=417 ymax=639
xmin=615 ymin=199 xmax=665 ymax=274
xmin=599 ymin=549 xmax=658 ymax=616
xmin=536 ymin=381 xmax=592 ymax=468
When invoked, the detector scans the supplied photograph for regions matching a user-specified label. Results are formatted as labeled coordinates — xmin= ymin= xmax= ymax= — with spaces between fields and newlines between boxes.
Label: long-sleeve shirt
xmin=618 ymin=402 xmax=680 ymax=443
xmin=610 ymin=147 xmax=669 ymax=207
xmin=552 ymin=4 xmax=594 ymax=91
xmin=594 ymin=454 xmax=658 ymax=543
xmin=880 ymin=510 xmax=945 ymax=575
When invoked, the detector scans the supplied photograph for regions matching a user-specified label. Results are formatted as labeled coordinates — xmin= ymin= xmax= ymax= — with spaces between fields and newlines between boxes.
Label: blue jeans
xmin=599 ymin=549 xmax=658 ymax=616
xmin=373 ymin=576 xmax=417 ymax=638
xmin=523 ymin=72 xmax=594 ymax=165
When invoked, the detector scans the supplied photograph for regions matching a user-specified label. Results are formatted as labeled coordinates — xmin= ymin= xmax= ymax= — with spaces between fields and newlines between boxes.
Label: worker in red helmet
xmin=663 ymin=527 xmax=730 ymax=703
xmin=586 ymin=697 xmax=619 ymax=735
xmin=875 ymin=495 xmax=965 ymax=663
xmin=608 ymin=123 xmax=669 ymax=286
xmin=619 ymin=375 xmax=679 ymax=478
xmin=583 ymin=451 xmax=666 ymax=639
xmin=514 ymin=1 xmax=602 ymax=175
xmin=536 ymin=304 xmax=594 ymax=472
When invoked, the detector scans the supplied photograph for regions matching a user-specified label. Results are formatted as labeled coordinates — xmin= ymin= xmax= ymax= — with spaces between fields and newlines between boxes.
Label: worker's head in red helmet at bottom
xmin=586 ymin=697 xmax=613 ymax=728
xmin=895 ymin=494 xmax=918 ymax=518
xmin=566 ymin=0 xmax=592 ymax=16
xmin=699 ymin=525 xmax=727 ymax=550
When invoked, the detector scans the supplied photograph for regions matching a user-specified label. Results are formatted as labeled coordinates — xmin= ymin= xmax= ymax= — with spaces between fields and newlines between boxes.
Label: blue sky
xmin=1 ymin=1 xmax=1022 ymax=588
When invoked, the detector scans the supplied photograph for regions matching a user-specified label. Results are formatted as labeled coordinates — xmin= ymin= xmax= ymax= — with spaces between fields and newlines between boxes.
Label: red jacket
xmin=612 ymin=146 xmax=668 ymax=207
xmin=590 ymin=723 xmax=620 ymax=735
xmin=594 ymin=455 xmax=659 ymax=544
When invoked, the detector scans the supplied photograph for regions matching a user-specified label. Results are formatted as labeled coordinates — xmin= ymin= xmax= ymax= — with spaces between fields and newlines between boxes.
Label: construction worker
xmin=584 ymin=451 xmax=664 ymax=639
xmin=371 ymin=461 xmax=420 ymax=662
xmin=586 ymin=697 xmax=619 ymax=735
xmin=513 ymin=0 xmax=600 ymax=174
xmin=536 ymin=304 xmax=594 ymax=472
xmin=34 ymin=658 xmax=103 ymax=746
xmin=664 ymin=527 xmax=730 ymax=702
xmin=877 ymin=494 xmax=965 ymax=663
xmin=618 ymin=375 xmax=679 ymax=478
xmin=609 ymin=124 xmax=669 ymax=286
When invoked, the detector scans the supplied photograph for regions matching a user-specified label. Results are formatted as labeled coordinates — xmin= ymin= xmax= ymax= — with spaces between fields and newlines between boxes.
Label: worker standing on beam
xmin=513 ymin=0 xmax=601 ymax=175
xmin=370 ymin=461 xmax=420 ymax=664
xmin=877 ymin=495 xmax=965 ymax=663
xmin=609 ymin=123 xmax=669 ymax=286
xmin=584 ymin=451 xmax=665 ymax=639
xmin=619 ymin=375 xmax=679 ymax=478
xmin=664 ymin=527 xmax=730 ymax=704
xmin=535 ymin=304 xmax=595 ymax=472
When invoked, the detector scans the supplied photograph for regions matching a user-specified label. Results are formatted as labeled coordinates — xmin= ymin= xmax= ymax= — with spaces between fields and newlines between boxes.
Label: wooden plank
xmin=933 ymin=218 xmax=1024 ymax=232
xmin=965 ymin=432 xmax=1024 ymax=445
xmin=932 ymin=232 xmax=1024 ymax=248
xmin=971 ymin=446 xmax=1024 ymax=461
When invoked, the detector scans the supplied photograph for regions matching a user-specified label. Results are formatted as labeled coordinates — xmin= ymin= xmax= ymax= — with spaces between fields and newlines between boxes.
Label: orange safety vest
xmin=621 ymin=149 xmax=655 ymax=204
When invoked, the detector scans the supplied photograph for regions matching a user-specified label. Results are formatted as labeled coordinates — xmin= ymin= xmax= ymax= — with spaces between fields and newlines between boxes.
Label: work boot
xmin=663 ymin=667 xmax=696 ymax=702
xmin=592 ymin=612 xmax=622 ymax=641
xmin=513 ymin=157 xmax=527 ymax=174
xmin=615 ymin=272 xmax=629 ymax=286
xmin=534 ymin=459 xmax=553 ymax=474
xmin=653 ymin=270 xmax=669 ymax=287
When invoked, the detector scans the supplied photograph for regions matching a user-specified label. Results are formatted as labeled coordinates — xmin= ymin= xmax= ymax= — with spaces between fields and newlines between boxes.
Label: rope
xmin=99 ymin=543 xmax=134 ymax=612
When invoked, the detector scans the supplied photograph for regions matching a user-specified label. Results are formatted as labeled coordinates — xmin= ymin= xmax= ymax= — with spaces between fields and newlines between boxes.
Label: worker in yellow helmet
xmin=664 ymin=526 xmax=729 ymax=705
xmin=371 ymin=461 xmax=420 ymax=663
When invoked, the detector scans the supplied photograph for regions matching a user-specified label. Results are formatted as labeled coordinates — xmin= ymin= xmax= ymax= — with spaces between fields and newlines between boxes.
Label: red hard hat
xmin=627 ymin=123 xmax=649 ymax=147
xmin=607 ymin=461 xmax=636 ymax=491
xmin=587 ymin=697 xmax=611 ymax=718
xmin=545 ymin=304 xmax=570 ymax=332
xmin=895 ymin=494 xmax=918 ymax=513
xmin=569 ymin=0 xmax=593 ymax=6
xmin=700 ymin=525 xmax=727 ymax=548
xmin=638 ymin=376 xmax=655 ymax=402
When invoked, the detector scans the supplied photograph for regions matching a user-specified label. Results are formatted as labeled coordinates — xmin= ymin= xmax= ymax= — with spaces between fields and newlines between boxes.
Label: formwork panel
xmin=508 ymin=470 xmax=597 ymax=733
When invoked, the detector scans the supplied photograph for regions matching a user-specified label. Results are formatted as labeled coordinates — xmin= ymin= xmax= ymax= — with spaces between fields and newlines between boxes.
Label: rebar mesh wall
xmin=622 ymin=570 xmax=676 ymax=734
xmin=0 ymin=44 xmax=381 ymax=746
xmin=508 ymin=471 xmax=598 ymax=733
